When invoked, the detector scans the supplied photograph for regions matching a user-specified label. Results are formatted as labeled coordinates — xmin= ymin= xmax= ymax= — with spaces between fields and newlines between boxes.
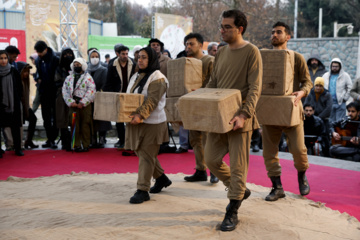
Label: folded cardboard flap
xmin=256 ymin=95 xmax=301 ymax=127
xmin=167 ymin=57 xmax=203 ymax=97
xmin=93 ymin=92 xmax=144 ymax=122
xmin=178 ymin=88 xmax=242 ymax=133
xmin=260 ymin=49 xmax=294 ymax=95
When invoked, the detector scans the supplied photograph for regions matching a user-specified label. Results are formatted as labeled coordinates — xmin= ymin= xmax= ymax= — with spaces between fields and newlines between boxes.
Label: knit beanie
xmin=314 ymin=77 xmax=324 ymax=87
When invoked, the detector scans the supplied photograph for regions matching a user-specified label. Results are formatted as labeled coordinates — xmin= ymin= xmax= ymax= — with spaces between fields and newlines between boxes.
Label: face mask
xmin=74 ymin=66 xmax=82 ymax=73
xmin=90 ymin=58 xmax=100 ymax=65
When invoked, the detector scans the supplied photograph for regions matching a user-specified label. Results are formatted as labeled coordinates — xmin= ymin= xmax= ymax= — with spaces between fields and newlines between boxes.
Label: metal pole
xmin=334 ymin=21 xmax=337 ymax=38
xmin=318 ymin=8 xmax=322 ymax=38
xmin=294 ymin=0 xmax=298 ymax=39
xmin=356 ymin=31 xmax=360 ymax=79
xmin=151 ymin=15 xmax=155 ymax=38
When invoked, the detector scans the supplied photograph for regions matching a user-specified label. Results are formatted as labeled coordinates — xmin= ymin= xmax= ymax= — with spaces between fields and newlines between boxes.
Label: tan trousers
xmin=189 ymin=130 xmax=207 ymax=171
xmin=205 ymin=130 xmax=252 ymax=200
xmin=262 ymin=121 xmax=309 ymax=178
xmin=135 ymin=143 xmax=164 ymax=191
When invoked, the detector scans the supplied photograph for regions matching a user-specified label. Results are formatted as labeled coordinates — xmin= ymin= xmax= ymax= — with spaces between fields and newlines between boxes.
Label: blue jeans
xmin=179 ymin=126 xmax=189 ymax=149
xmin=329 ymin=102 xmax=346 ymax=123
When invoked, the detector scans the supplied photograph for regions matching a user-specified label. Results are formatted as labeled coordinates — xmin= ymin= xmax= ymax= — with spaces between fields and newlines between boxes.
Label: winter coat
xmin=103 ymin=57 xmax=136 ymax=92
xmin=62 ymin=72 xmax=96 ymax=107
xmin=307 ymin=54 xmax=327 ymax=83
xmin=304 ymin=115 xmax=326 ymax=141
xmin=350 ymin=77 xmax=360 ymax=102
xmin=0 ymin=67 xmax=23 ymax=127
xmin=304 ymin=89 xmax=333 ymax=120
xmin=35 ymin=47 xmax=59 ymax=96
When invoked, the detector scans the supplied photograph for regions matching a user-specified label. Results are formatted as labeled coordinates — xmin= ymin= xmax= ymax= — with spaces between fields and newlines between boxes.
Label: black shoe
xmin=42 ymin=141 xmax=52 ymax=148
xmin=62 ymin=144 xmax=72 ymax=151
xmin=15 ymin=149 xmax=24 ymax=156
xmin=175 ymin=147 xmax=188 ymax=153
xmin=74 ymin=147 xmax=83 ymax=152
xmin=0 ymin=148 xmax=5 ymax=154
xmin=0 ymin=152 xmax=2 ymax=158
xmin=24 ymin=141 xmax=39 ymax=149
xmin=129 ymin=189 xmax=150 ymax=204
xmin=50 ymin=142 xmax=58 ymax=149
xmin=150 ymin=173 xmax=172 ymax=193
xmin=265 ymin=176 xmax=286 ymax=201
xmin=298 ymin=171 xmax=310 ymax=196
xmin=252 ymin=144 xmax=260 ymax=152
xmin=114 ymin=140 xmax=123 ymax=148
xmin=220 ymin=200 xmax=242 ymax=232
xmin=82 ymin=147 xmax=89 ymax=152
xmin=98 ymin=136 xmax=106 ymax=148
xmin=210 ymin=172 xmax=219 ymax=183
xmin=184 ymin=169 xmax=207 ymax=182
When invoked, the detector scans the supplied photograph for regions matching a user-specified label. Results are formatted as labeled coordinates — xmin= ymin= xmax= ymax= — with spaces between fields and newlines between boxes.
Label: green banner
xmin=88 ymin=35 xmax=150 ymax=50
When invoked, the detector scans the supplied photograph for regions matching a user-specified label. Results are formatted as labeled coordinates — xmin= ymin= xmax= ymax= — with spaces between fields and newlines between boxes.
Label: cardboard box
xmin=260 ymin=49 xmax=294 ymax=95
xmin=165 ymin=97 xmax=181 ymax=122
xmin=167 ymin=57 xmax=203 ymax=97
xmin=256 ymin=95 xmax=301 ymax=126
xmin=93 ymin=92 xmax=144 ymax=122
xmin=177 ymin=88 xmax=242 ymax=133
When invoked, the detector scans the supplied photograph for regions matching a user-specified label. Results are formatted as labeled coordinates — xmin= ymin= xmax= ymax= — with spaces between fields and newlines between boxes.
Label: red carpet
xmin=1 ymin=149 xmax=359 ymax=220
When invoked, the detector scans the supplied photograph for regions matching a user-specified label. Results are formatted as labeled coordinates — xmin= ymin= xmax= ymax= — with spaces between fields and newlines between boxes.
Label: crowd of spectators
xmin=1 ymin=37 xmax=360 ymax=162
xmin=0 ymin=38 xmax=219 ymax=158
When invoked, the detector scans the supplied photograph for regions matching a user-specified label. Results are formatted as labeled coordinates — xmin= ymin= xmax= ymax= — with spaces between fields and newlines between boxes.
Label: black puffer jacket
xmin=304 ymin=88 xmax=333 ymax=120
xmin=304 ymin=115 xmax=326 ymax=142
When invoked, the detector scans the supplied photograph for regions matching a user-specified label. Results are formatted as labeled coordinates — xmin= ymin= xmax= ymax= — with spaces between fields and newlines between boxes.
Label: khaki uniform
xmin=205 ymin=43 xmax=262 ymax=200
xmin=262 ymin=52 xmax=313 ymax=177
xmin=125 ymin=72 xmax=169 ymax=191
xmin=189 ymin=55 xmax=214 ymax=171
xmin=126 ymin=122 xmax=168 ymax=191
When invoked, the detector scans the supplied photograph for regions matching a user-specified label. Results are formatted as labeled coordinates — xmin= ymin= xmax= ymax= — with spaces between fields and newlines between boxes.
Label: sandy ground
xmin=0 ymin=173 xmax=359 ymax=240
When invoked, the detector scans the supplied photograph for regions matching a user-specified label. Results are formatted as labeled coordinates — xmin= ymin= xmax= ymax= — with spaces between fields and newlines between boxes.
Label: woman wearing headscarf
xmin=55 ymin=47 xmax=75 ymax=151
xmin=18 ymin=62 xmax=38 ymax=149
xmin=62 ymin=58 xmax=96 ymax=152
xmin=88 ymin=49 xmax=111 ymax=148
xmin=126 ymin=47 xmax=172 ymax=204
xmin=0 ymin=50 xmax=24 ymax=157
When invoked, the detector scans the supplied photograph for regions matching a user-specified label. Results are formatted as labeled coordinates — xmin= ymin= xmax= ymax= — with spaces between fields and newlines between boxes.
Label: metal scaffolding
xmin=59 ymin=0 xmax=79 ymax=56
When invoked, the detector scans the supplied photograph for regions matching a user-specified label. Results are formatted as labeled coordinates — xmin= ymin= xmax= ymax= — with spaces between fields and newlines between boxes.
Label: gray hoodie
xmin=323 ymin=58 xmax=352 ymax=105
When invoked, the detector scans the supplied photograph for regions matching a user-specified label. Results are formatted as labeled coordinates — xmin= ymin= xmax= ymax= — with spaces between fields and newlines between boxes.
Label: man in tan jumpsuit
xmin=262 ymin=22 xmax=313 ymax=202
xmin=182 ymin=32 xmax=219 ymax=184
xmin=205 ymin=10 xmax=262 ymax=231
